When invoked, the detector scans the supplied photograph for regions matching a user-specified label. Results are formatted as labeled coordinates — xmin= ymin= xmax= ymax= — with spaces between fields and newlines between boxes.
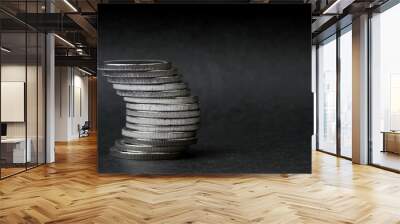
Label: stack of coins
xmin=100 ymin=60 xmax=200 ymax=160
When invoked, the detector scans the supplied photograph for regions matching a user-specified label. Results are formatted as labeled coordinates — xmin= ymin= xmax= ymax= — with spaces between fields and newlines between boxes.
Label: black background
xmin=98 ymin=4 xmax=312 ymax=174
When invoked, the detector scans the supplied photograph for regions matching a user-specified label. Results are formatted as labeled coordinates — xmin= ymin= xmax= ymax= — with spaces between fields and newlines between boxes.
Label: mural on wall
xmin=100 ymin=60 xmax=200 ymax=160
xmin=98 ymin=4 xmax=312 ymax=174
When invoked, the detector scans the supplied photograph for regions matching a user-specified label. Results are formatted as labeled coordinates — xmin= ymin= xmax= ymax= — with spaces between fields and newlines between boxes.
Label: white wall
xmin=71 ymin=72 xmax=89 ymax=138
xmin=1 ymin=65 xmax=26 ymax=138
xmin=1 ymin=82 xmax=25 ymax=122
xmin=55 ymin=67 xmax=89 ymax=141
xmin=1 ymin=64 xmax=43 ymax=137
xmin=1 ymin=63 xmax=46 ymax=164
xmin=55 ymin=67 xmax=70 ymax=141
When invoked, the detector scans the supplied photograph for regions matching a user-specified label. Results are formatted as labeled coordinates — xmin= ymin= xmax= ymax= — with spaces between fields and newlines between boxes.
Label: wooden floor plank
xmin=1 ymin=135 xmax=400 ymax=223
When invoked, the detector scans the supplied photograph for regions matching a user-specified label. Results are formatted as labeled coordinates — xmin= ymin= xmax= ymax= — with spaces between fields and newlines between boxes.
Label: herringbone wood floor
xmin=1 ymin=135 xmax=400 ymax=224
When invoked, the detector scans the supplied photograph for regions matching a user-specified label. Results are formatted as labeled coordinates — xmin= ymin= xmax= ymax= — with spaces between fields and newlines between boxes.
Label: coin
xmin=126 ymin=103 xmax=199 ymax=112
xmin=107 ymin=75 xmax=182 ymax=84
xmin=102 ymin=67 xmax=178 ymax=78
xmin=122 ymin=128 xmax=196 ymax=139
xmin=116 ymin=89 xmax=190 ymax=98
xmin=103 ymin=60 xmax=200 ymax=160
xmin=113 ymin=82 xmax=187 ymax=91
xmin=126 ymin=116 xmax=200 ymax=126
xmin=126 ymin=109 xmax=200 ymax=118
xmin=126 ymin=123 xmax=200 ymax=132
xmin=123 ymin=137 xmax=197 ymax=146
xmin=102 ymin=60 xmax=171 ymax=71
xmin=111 ymin=146 xmax=182 ymax=160
xmin=123 ymin=96 xmax=198 ymax=104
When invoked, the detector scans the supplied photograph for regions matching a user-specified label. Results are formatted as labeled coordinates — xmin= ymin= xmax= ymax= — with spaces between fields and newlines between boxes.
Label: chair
xmin=79 ymin=121 xmax=90 ymax=138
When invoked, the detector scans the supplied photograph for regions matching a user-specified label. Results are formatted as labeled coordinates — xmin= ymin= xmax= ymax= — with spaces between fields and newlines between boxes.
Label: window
xmin=316 ymin=25 xmax=353 ymax=158
xmin=0 ymin=1 xmax=47 ymax=179
xmin=370 ymin=3 xmax=400 ymax=171
xmin=339 ymin=28 xmax=352 ymax=158
xmin=317 ymin=36 xmax=337 ymax=154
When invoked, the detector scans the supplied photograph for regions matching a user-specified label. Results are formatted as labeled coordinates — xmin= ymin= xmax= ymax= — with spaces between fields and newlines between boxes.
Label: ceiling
xmin=0 ymin=0 xmax=392 ymax=74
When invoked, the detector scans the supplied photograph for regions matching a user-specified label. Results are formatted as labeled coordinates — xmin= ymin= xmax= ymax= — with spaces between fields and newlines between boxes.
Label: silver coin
xmin=113 ymin=82 xmax=187 ymax=92
xmin=102 ymin=60 xmax=171 ymax=71
xmin=123 ymin=96 xmax=198 ymax=104
xmin=123 ymin=137 xmax=197 ymax=146
xmin=115 ymin=139 xmax=186 ymax=153
xmin=126 ymin=123 xmax=199 ymax=132
xmin=107 ymin=75 xmax=182 ymax=84
xmin=126 ymin=116 xmax=200 ymax=126
xmin=104 ymin=60 xmax=200 ymax=160
xmin=122 ymin=128 xmax=195 ymax=139
xmin=126 ymin=103 xmax=199 ymax=111
xmin=111 ymin=147 xmax=182 ymax=160
xmin=102 ymin=67 xmax=178 ymax=78
xmin=126 ymin=109 xmax=200 ymax=118
xmin=116 ymin=89 xmax=190 ymax=98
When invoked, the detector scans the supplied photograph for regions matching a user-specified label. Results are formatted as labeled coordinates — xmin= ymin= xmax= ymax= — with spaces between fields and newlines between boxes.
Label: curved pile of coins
xmin=100 ymin=60 xmax=200 ymax=160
